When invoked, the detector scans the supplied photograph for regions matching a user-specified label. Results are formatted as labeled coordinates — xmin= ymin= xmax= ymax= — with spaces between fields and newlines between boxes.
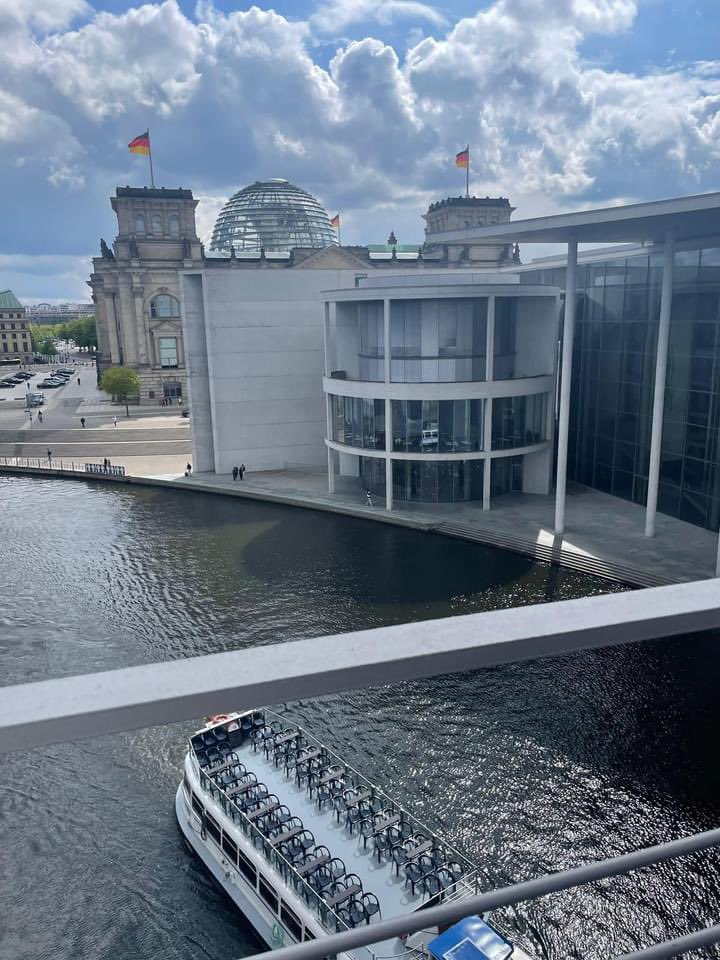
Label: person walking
xmin=77 ymin=377 xmax=81 ymax=386
xmin=80 ymin=416 xmax=86 ymax=428
xmin=366 ymin=489 xmax=373 ymax=507
xmin=240 ymin=463 xmax=246 ymax=480
xmin=113 ymin=416 xmax=118 ymax=427
xmin=37 ymin=410 xmax=43 ymax=424
xmin=47 ymin=449 xmax=52 ymax=462
xmin=232 ymin=466 xmax=239 ymax=481
xmin=186 ymin=462 xmax=192 ymax=475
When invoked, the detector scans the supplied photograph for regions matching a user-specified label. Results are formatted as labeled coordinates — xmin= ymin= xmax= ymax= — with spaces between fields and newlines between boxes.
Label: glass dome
xmin=210 ymin=179 xmax=338 ymax=253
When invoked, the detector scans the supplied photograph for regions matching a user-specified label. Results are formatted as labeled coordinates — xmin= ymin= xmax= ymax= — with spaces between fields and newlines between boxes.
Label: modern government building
xmin=90 ymin=179 xmax=720 ymax=540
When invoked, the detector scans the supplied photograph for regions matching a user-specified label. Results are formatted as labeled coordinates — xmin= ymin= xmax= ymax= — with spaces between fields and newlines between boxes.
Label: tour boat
xmin=176 ymin=709 xmax=529 ymax=960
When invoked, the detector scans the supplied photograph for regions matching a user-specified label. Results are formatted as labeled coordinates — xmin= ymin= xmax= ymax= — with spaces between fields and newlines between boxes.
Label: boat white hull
xmin=175 ymin=783 xmax=291 ymax=951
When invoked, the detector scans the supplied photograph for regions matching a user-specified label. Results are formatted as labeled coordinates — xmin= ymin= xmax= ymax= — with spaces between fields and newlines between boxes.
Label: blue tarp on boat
xmin=427 ymin=916 xmax=513 ymax=960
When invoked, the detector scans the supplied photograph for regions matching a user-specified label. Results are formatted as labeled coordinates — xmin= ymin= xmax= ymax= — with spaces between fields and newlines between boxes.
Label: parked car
xmin=4 ymin=376 xmax=23 ymax=384
xmin=57 ymin=368 xmax=76 ymax=375
xmin=0 ymin=380 xmax=15 ymax=389
xmin=38 ymin=379 xmax=62 ymax=388
xmin=15 ymin=371 xmax=33 ymax=380
xmin=27 ymin=393 xmax=44 ymax=406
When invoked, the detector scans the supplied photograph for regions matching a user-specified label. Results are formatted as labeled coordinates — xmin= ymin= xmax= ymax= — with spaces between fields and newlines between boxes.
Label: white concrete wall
xmin=522 ymin=446 xmax=553 ymax=495
xmin=181 ymin=274 xmax=215 ymax=473
xmin=197 ymin=267 xmax=364 ymax=474
xmin=335 ymin=302 xmax=361 ymax=379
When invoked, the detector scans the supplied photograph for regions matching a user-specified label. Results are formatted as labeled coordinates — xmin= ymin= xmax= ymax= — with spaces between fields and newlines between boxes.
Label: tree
xmin=38 ymin=339 xmax=57 ymax=358
xmin=31 ymin=324 xmax=57 ymax=352
xmin=100 ymin=366 xmax=140 ymax=417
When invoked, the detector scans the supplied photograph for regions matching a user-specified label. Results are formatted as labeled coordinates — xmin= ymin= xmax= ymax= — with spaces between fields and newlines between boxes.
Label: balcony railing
xmin=3 ymin=581 xmax=720 ymax=959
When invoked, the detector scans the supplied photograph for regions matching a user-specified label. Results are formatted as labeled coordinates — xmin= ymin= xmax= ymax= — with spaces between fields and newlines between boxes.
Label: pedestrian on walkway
xmin=186 ymin=462 xmax=192 ymax=475
xmin=47 ymin=449 xmax=52 ymax=462
xmin=37 ymin=410 xmax=43 ymax=423
xmin=113 ymin=416 xmax=118 ymax=427
xmin=232 ymin=466 xmax=239 ymax=481
xmin=103 ymin=458 xmax=108 ymax=471
xmin=240 ymin=463 xmax=246 ymax=480
xmin=80 ymin=416 xmax=86 ymax=428
xmin=77 ymin=377 xmax=81 ymax=385
xmin=366 ymin=489 xmax=373 ymax=507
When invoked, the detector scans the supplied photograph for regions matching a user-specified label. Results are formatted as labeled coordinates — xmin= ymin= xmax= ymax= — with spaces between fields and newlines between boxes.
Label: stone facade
xmin=422 ymin=196 xmax=516 ymax=265
xmin=88 ymin=187 xmax=203 ymax=404
xmin=0 ymin=290 xmax=32 ymax=363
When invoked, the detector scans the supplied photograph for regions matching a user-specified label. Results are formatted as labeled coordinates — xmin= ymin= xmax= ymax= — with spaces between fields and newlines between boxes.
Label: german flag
xmin=330 ymin=213 xmax=340 ymax=229
xmin=455 ymin=146 xmax=469 ymax=169
xmin=128 ymin=131 xmax=151 ymax=156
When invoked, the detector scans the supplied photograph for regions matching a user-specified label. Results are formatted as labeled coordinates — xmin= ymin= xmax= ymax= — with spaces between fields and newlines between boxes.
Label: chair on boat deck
xmin=405 ymin=853 xmax=434 ymax=896
xmin=316 ymin=777 xmax=344 ymax=812
xmin=281 ymin=829 xmax=315 ymax=864
xmin=308 ymin=864 xmax=334 ymax=895
xmin=296 ymin=755 xmax=322 ymax=789
xmin=337 ymin=897 xmax=366 ymax=930
xmin=345 ymin=798 xmax=372 ymax=834
xmin=361 ymin=891 xmax=381 ymax=923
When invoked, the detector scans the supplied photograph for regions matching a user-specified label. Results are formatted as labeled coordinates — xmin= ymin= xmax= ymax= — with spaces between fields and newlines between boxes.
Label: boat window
xmin=191 ymin=792 xmax=203 ymax=817
xmin=237 ymin=849 xmax=257 ymax=885
xmin=259 ymin=876 xmax=278 ymax=913
xmin=222 ymin=833 xmax=238 ymax=862
xmin=303 ymin=928 xmax=316 ymax=942
xmin=281 ymin=904 xmax=302 ymax=941
xmin=205 ymin=812 xmax=221 ymax=844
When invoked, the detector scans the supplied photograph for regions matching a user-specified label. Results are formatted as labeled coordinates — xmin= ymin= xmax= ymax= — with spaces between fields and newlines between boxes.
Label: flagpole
xmin=466 ymin=145 xmax=470 ymax=198
xmin=148 ymin=129 xmax=155 ymax=188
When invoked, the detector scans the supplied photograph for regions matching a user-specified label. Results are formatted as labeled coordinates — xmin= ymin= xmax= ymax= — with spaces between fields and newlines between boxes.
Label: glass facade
xmin=494 ymin=298 xmax=517 ymax=380
xmin=331 ymin=395 xmax=385 ymax=449
xmin=528 ymin=246 xmax=720 ymax=531
xmin=390 ymin=299 xmax=487 ymax=382
xmin=391 ymin=460 xmax=484 ymax=503
xmin=358 ymin=302 xmax=384 ymax=382
xmin=392 ymin=399 xmax=484 ymax=452
xmin=210 ymin=179 xmax=337 ymax=253
xmin=491 ymin=394 xmax=547 ymax=450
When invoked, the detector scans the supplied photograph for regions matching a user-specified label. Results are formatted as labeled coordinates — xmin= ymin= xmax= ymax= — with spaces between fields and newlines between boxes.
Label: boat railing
xmin=264 ymin=708 xmax=476 ymax=874
xmin=189 ymin=750 xmax=378 ymax=960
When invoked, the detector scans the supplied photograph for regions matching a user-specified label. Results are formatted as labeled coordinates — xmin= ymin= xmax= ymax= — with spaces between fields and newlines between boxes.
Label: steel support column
xmin=645 ymin=232 xmax=675 ymax=537
xmin=554 ymin=237 xmax=577 ymax=535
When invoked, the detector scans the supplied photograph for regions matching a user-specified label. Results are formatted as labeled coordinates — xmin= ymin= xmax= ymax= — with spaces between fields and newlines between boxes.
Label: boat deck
xmin=234 ymin=737 xmax=424 ymax=927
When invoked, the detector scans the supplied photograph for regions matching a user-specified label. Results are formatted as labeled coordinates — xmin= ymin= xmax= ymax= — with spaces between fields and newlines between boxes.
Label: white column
xmin=645 ymin=232 xmax=675 ymax=538
xmin=383 ymin=298 xmax=391 ymax=384
xmin=716 ymin=529 xmax=720 ymax=577
xmin=326 ymin=394 xmax=335 ymax=494
xmin=554 ymin=237 xmax=578 ymax=536
xmin=323 ymin=302 xmax=331 ymax=377
xmin=385 ymin=397 xmax=393 ymax=511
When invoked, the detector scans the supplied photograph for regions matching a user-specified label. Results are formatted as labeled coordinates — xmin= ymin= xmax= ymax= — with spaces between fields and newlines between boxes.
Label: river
xmin=1 ymin=476 xmax=719 ymax=960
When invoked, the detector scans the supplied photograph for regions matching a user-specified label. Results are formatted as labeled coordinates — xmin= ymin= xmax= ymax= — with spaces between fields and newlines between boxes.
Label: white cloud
xmin=310 ymin=0 xmax=446 ymax=34
xmin=40 ymin=0 xmax=202 ymax=120
xmin=2 ymin=0 xmax=720 ymax=298
xmin=0 ymin=0 xmax=90 ymax=32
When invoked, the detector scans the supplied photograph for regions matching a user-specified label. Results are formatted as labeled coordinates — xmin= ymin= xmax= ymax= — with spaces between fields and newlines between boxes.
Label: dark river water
xmin=1 ymin=476 xmax=720 ymax=960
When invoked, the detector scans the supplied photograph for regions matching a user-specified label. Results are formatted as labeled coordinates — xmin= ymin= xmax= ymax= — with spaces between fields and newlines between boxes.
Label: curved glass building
xmin=322 ymin=275 xmax=560 ymax=507
xmin=210 ymin=179 xmax=337 ymax=253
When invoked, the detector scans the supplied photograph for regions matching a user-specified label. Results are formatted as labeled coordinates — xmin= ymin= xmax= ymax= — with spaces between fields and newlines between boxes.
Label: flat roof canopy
xmin=430 ymin=192 xmax=720 ymax=245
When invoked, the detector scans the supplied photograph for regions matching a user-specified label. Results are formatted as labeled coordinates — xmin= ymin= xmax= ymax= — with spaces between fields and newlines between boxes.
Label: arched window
xmin=168 ymin=214 xmax=180 ymax=236
xmin=134 ymin=213 xmax=145 ymax=233
xmin=152 ymin=214 xmax=163 ymax=235
xmin=150 ymin=294 xmax=180 ymax=318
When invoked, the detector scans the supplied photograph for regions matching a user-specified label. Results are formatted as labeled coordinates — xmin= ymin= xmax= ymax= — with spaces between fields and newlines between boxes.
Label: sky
xmin=1 ymin=0 xmax=719 ymax=301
